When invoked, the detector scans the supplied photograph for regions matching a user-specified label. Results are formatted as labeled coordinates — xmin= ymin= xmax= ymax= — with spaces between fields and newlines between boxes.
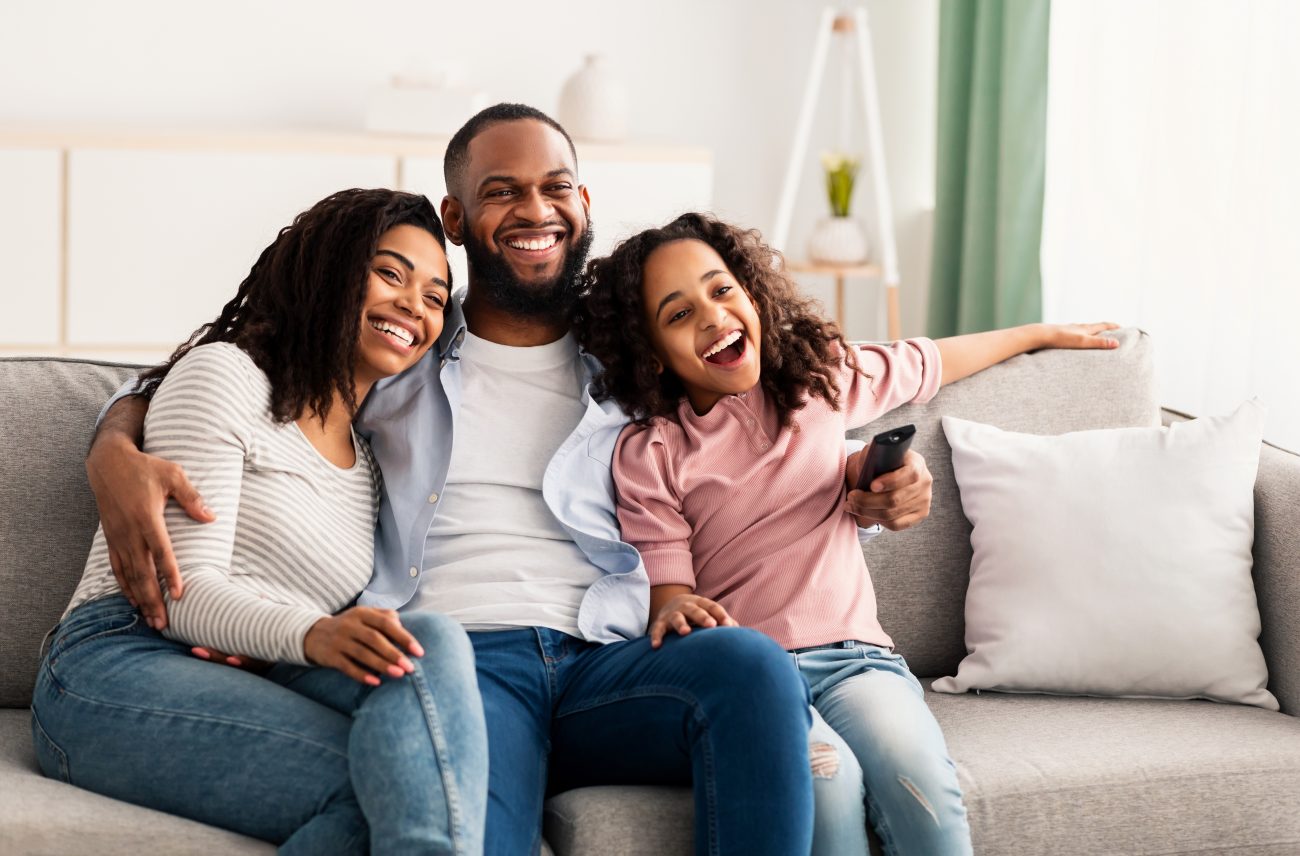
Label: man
xmin=87 ymin=103 xmax=937 ymax=854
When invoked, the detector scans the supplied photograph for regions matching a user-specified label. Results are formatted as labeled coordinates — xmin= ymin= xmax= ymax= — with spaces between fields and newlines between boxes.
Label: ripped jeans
xmin=794 ymin=641 xmax=973 ymax=856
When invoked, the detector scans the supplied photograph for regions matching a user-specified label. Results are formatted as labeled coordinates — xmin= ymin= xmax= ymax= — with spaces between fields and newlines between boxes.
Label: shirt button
xmin=409 ymin=566 xmax=418 ymax=578
xmin=428 ymin=492 xmax=439 ymax=503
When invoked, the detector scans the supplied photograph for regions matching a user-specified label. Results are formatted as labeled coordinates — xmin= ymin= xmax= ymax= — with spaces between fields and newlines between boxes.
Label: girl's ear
xmin=652 ymin=356 xmax=664 ymax=375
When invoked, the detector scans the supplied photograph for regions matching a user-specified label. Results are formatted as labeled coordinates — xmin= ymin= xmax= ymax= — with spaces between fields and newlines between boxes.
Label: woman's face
xmin=640 ymin=238 xmax=762 ymax=414
xmin=354 ymin=224 xmax=451 ymax=389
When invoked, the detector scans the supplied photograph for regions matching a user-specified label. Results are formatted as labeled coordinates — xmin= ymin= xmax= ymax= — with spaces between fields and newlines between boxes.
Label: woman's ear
xmin=652 ymin=356 xmax=664 ymax=375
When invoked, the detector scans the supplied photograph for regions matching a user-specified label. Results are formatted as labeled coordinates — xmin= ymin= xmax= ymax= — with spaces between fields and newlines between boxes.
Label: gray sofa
xmin=2 ymin=328 xmax=1298 ymax=855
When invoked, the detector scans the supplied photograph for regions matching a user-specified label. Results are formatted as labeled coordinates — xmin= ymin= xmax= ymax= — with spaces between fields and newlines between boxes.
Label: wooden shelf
xmin=784 ymin=260 xmax=883 ymax=277
xmin=783 ymin=260 xmax=898 ymax=339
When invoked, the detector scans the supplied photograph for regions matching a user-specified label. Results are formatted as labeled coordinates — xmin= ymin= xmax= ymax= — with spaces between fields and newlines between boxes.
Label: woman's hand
xmin=303 ymin=607 xmax=425 ymax=685
xmin=190 ymin=647 xmax=271 ymax=675
xmin=1034 ymin=322 xmax=1121 ymax=350
xmin=649 ymin=593 xmax=737 ymax=649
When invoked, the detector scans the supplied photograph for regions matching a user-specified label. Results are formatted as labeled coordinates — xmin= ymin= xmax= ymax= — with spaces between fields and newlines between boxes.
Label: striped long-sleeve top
xmin=613 ymin=339 xmax=942 ymax=652
xmin=64 ymin=342 xmax=380 ymax=664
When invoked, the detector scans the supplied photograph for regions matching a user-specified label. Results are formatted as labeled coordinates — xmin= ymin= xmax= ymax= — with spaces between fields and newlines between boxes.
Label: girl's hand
xmin=649 ymin=594 xmax=737 ymax=649
xmin=1036 ymin=322 xmax=1121 ymax=350
xmin=303 ymin=607 xmax=424 ymax=685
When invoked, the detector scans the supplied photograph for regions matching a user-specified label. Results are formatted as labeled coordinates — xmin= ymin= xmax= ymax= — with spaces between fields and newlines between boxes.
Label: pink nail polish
xmin=226 ymin=656 xmax=241 ymax=666
xmin=364 ymin=675 xmax=381 ymax=686
xmin=191 ymin=648 xmax=210 ymax=660
xmin=399 ymin=657 xmax=414 ymax=673
xmin=387 ymin=664 xmax=405 ymax=678
xmin=410 ymin=642 xmax=426 ymax=657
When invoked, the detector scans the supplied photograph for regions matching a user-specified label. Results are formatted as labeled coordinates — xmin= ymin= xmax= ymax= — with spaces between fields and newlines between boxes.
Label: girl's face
xmin=641 ymin=238 xmax=762 ymax=414
xmin=354 ymin=224 xmax=451 ymax=390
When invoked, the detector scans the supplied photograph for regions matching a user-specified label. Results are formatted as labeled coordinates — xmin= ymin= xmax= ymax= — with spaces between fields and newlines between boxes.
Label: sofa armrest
xmin=1254 ymin=441 xmax=1300 ymax=716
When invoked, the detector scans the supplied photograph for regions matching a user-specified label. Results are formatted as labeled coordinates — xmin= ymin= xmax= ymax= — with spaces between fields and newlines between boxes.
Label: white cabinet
xmin=0 ymin=128 xmax=712 ymax=358
xmin=0 ymin=149 xmax=62 ymax=346
xmin=66 ymin=149 xmax=395 ymax=348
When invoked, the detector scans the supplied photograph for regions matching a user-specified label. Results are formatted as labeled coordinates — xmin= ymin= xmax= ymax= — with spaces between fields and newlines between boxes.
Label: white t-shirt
xmin=405 ymin=331 xmax=602 ymax=635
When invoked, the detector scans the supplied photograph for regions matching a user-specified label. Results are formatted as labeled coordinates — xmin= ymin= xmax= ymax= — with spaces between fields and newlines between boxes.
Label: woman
xmin=31 ymin=189 xmax=487 ymax=854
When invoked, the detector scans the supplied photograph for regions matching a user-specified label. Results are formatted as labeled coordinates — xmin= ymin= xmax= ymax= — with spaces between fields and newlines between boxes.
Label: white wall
xmin=0 ymin=0 xmax=937 ymax=339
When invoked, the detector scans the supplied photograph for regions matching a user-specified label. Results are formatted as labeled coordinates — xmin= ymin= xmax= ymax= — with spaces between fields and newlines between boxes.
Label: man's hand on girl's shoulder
xmin=844 ymin=449 xmax=933 ymax=532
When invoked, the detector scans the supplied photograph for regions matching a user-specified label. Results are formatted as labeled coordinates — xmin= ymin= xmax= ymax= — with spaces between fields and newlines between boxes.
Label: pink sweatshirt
xmin=613 ymin=339 xmax=942 ymax=651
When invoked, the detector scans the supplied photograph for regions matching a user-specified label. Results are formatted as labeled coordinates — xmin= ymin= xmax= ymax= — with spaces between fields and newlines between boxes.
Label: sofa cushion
xmin=854 ymin=327 xmax=1160 ymax=678
xmin=0 ymin=708 xmax=271 ymax=855
xmin=0 ymin=358 xmax=142 ymax=708
xmin=931 ymin=681 xmax=1300 ymax=855
xmin=541 ymin=681 xmax=1300 ymax=856
xmin=544 ymin=786 xmax=692 ymax=856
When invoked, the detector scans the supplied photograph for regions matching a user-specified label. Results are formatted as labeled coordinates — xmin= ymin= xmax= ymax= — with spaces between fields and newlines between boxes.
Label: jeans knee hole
xmin=810 ymin=742 xmax=840 ymax=779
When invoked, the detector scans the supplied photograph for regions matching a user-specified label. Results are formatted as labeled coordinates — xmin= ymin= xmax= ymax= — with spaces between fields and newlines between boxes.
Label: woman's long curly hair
xmin=135 ymin=188 xmax=448 ymax=423
xmin=575 ymin=212 xmax=862 ymax=426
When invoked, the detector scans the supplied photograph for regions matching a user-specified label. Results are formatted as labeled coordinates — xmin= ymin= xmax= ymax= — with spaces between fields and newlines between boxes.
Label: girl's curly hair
xmin=134 ymin=189 xmax=448 ymax=424
xmin=575 ymin=212 xmax=862 ymax=426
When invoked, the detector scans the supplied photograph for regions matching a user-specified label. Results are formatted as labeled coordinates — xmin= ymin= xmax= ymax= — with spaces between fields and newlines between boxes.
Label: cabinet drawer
xmin=0 ymin=149 xmax=62 ymax=346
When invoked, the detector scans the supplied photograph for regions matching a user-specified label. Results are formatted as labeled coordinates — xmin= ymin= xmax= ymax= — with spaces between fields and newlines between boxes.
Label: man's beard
xmin=462 ymin=220 xmax=595 ymax=319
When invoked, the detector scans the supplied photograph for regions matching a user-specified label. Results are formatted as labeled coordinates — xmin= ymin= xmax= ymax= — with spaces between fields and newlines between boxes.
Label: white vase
xmin=558 ymin=54 xmax=629 ymax=143
xmin=808 ymin=216 xmax=869 ymax=265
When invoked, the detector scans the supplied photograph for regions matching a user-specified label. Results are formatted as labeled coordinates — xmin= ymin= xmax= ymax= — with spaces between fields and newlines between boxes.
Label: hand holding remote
xmin=854 ymin=425 xmax=917 ymax=492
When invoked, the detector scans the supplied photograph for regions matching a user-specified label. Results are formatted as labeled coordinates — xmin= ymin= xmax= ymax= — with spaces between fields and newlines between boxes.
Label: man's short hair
xmin=443 ymin=103 xmax=578 ymax=197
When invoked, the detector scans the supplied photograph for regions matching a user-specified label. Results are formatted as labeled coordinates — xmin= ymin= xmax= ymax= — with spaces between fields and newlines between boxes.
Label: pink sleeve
xmin=612 ymin=423 xmax=697 ymax=589
xmin=838 ymin=338 xmax=943 ymax=430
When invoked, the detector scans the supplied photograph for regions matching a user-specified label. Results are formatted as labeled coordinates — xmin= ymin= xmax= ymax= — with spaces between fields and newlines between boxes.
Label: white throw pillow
xmin=933 ymin=400 xmax=1277 ymax=710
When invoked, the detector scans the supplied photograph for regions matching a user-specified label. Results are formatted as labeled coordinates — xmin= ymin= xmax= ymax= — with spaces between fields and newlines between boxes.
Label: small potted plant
xmin=808 ymin=152 xmax=869 ymax=264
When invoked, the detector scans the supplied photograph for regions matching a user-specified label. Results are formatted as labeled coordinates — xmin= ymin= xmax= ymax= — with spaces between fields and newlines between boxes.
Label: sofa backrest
xmin=0 ymin=358 xmax=141 ymax=707
xmin=0 ymin=329 xmax=1160 ymax=706
xmin=856 ymin=327 xmax=1160 ymax=677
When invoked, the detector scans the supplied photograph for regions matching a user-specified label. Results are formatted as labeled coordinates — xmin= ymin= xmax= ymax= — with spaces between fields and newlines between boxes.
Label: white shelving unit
xmin=772 ymin=7 xmax=901 ymax=340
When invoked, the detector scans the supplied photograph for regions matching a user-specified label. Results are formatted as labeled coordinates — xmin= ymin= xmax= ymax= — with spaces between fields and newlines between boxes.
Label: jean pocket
xmin=46 ymin=608 xmax=142 ymax=675
xmin=30 ymin=709 xmax=70 ymax=784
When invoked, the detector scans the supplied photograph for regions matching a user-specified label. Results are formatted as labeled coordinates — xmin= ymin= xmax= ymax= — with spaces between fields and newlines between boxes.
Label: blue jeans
xmin=30 ymin=595 xmax=488 ymax=854
xmin=797 ymin=642 xmax=972 ymax=856
xmin=469 ymin=625 xmax=814 ymax=856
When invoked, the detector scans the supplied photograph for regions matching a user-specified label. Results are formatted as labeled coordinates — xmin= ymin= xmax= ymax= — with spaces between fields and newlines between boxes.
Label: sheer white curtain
xmin=1041 ymin=0 xmax=1300 ymax=451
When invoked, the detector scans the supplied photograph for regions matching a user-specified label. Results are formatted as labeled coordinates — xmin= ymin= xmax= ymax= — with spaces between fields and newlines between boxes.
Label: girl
xmin=577 ymin=212 xmax=1117 ymax=855
xmin=32 ymin=190 xmax=487 ymax=854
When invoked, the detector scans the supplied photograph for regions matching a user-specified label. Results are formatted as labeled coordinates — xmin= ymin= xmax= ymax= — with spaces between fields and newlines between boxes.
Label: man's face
xmin=443 ymin=119 xmax=593 ymax=318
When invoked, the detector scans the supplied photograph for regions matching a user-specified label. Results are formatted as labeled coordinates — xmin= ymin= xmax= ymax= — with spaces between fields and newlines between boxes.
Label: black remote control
xmin=854 ymin=424 xmax=916 ymax=491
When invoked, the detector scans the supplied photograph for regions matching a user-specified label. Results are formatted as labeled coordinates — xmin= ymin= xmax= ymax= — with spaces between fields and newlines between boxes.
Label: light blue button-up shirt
xmin=353 ymin=298 xmax=649 ymax=643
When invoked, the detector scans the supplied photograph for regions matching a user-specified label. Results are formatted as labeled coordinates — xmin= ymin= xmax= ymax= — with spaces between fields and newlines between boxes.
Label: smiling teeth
xmin=369 ymin=319 xmax=413 ymax=346
xmin=703 ymin=330 xmax=742 ymax=358
xmin=506 ymin=235 xmax=559 ymax=251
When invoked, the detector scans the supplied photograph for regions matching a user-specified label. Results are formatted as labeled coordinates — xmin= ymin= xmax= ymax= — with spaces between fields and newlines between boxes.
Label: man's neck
xmin=461 ymin=294 xmax=571 ymax=347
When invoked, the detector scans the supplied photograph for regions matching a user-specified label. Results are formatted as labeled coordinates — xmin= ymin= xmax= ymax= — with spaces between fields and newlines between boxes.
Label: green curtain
xmin=928 ymin=0 xmax=1051 ymax=337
